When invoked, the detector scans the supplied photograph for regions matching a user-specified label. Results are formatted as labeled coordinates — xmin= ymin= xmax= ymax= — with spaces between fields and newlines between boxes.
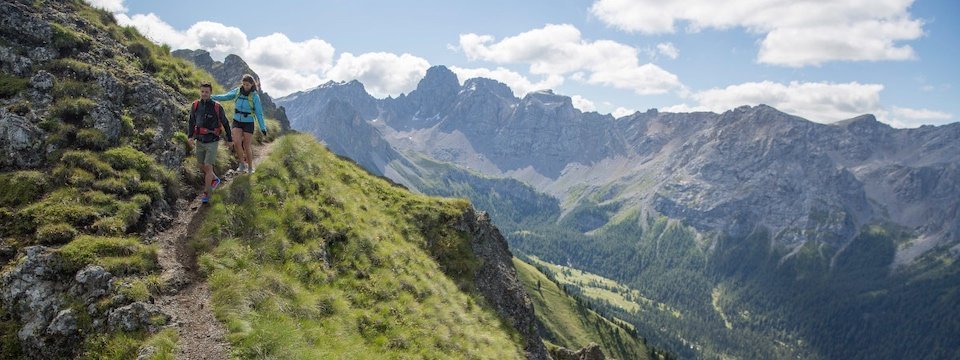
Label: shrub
xmin=50 ymin=97 xmax=96 ymax=125
xmin=0 ymin=171 xmax=47 ymax=207
xmin=36 ymin=223 xmax=79 ymax=245
xmin=102 ymin=146 xmax=153 ymax=173
xmin=92 ymin=177 xmax=130 ymax=196
xmin=61 ymin=150 xmax=116 ymax=178
xmin=76 ymin=128 xmax=109 ymax=150
xmin=22 ymin=190 xmax=101 ymax=228
xmin=127 ymin=42 xmax=156 ymax=73
xmin=0 ymin=73 xmax=29 ymax=98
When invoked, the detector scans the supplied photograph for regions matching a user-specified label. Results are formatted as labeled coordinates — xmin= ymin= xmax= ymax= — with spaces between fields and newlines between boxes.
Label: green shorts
xmin=195 ymin=141 xmax=219 ymax=165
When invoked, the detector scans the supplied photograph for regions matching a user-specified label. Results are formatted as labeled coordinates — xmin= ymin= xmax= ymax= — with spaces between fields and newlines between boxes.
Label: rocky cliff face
xmin=0 ymin=1 xmax=215 ymax=357
xmin=172 ymin=49 xmax=291 ymax=131
xmin=455 ymin=208 xmax=551 ymax=360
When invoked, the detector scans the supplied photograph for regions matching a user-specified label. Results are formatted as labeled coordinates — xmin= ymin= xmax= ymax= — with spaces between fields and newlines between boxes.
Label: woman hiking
xmin=212 ymin=74 xmax=266 ymax=174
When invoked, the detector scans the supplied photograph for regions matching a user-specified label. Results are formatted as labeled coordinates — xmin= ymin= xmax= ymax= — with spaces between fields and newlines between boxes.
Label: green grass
xmin=195 ymin=134 xmax=525 ymax=359
xmin=0 ymin=73 xmax=29 ymax=98
xmin=514 ymin=258 xmax=651 ymax=360
xmin=57 ymin=235 xmax=157 ymax=275
xmin=0 ymin=171 xmax=47 ymax=207
xmin=527 ymin=256 xmax=679 ymax=317
xmin=78 ymin=328 xmax=177 ymax=360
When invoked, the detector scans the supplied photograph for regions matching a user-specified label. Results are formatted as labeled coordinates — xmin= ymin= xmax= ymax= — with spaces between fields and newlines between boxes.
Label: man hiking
xmin=188 ymin=82 xmax=233 ymax=204
xmin=212 ymin=74 xmax=266 ymax=174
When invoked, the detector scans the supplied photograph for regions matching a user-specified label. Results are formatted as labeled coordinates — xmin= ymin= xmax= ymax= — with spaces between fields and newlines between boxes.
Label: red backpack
xmin=192 ymin=100 xmax=224 ymax=136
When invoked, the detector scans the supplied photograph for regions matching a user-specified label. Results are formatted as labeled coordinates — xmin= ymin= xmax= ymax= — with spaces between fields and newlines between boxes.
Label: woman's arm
xmin=253 ymin=92 xmax=266 ymax=132
xmin=210 ymin=87 xmax=238 ymax=102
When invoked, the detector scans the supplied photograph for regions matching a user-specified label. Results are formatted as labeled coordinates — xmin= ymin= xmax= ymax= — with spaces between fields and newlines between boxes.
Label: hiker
xmin=212 ymin=74 xmax=266 ymax=174
xmin=188 ymin=82 xmax=233 ymax=204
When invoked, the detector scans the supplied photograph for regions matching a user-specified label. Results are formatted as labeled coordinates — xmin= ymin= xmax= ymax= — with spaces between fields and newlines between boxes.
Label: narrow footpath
xmin=154 ymin=141 xmax=275 ymax=360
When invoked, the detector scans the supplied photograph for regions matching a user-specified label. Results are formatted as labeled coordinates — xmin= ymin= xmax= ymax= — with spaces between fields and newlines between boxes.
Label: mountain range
xmin=276 ymin=65 xmax=960 ymax=359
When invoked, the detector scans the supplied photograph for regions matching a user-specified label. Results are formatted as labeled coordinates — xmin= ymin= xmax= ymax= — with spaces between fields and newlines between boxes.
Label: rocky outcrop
xmin=0 ymin=247 xmax=164 ymax=359
xmin=455 ymin=208 xmax=551 ymax=360
xmin=550 ymin=343 xmax=606 ymax=360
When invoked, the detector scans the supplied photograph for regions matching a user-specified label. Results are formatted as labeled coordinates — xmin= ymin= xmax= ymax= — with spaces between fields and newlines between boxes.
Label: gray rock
xmin=72 ymin=265 xmax=113 ymax=304
xmin=46 ymin=309 xmax=79 ymax=338
xmin=97 ymin=71 xmax=125 ymax=102
xmin=1 ymin=246 xmax=70 ymax=359
xmin=551 ymin=343 xmax=606 ymax=360
xmin=29 ymin=70 xmax=54 ymax=91
xmin=0 ymin=46 xmax=35 ymax=77
xmin=137 ymin=345 xmax=158 ymax=360
xmin=108 ymin=302 xmax=170 ymax=332
xmin=92 ymin=102 xmax=122 ymax=144
xmin=0 ymin=109 xmax=44 ymax=169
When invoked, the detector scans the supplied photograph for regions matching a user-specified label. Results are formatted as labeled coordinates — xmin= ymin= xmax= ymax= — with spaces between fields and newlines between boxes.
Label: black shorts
xmin=232 ymin=120 xmax=254 ymax=134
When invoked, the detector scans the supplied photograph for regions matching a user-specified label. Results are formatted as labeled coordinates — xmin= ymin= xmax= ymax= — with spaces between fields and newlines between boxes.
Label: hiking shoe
xmin=235 ymin=163 xmax=247 ymax=172
xmin=248 ymin=166 xmax=255 ymax=174
xmin=211 ymin=177 xmax=221 ymax=191
xmin=201 ymin=192 xmax=209 ymax=204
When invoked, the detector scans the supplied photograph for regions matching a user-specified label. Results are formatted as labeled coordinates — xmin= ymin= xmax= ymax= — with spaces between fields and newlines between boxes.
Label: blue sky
xmin=89 ymin=0 xmax=957 ymax=127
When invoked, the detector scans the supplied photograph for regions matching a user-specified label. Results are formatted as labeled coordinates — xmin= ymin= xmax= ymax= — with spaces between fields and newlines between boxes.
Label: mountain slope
xmin=513 ymin=258 xmax=656 ymax=360
xmin=277 ymin=66 xmax=960 ymax=359
xmin=0 ymin=1 xmax=284 ymax=358
xmin=194 ymin=134 xmax=549 ymax=359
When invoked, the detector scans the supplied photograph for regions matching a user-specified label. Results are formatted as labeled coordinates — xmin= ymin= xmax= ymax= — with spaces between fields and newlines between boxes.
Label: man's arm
xmin=187 ymin=105 xmax=197 ymax=139
xmin=218 ymin=103 xmax=233 ymax=143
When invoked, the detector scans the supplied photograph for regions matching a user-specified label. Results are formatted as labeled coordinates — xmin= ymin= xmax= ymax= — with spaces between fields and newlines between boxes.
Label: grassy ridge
xmin=513 ymin=258 xmax=652 ymax=360
xmin=194 ymin=134 xmax=526 ymax=359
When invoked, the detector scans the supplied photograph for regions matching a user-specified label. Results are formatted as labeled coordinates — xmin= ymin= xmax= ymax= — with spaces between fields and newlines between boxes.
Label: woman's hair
xmin=241 ymin=74 xmax=259 ymax=92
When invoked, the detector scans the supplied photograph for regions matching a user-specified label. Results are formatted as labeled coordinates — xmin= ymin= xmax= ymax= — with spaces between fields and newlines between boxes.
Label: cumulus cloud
xmin=570 ymin=95 xmax=596 ymax=112
xmin=326 ymin=52 xmax=431 ymax=98
xmin=450 ymin=66 xmax=564 ymax=97
xmin=589 ymin=0 xmax=924 ymax=67
xmin=115 ymin=13 xmax=191 ymax=48
xmin=113 ymin=8 xmax=427 ymax=97
xmin=657 ymin=42 xmax=679 ymax=59
xmin=459 ymin=24 xmax=682 ymax=95
xmin=664 ymin=81 xmax=885 ymax=123
xmin=84 ymin=0 xmax=126 ymax=13
xmin=883 ymin=106 xmax=954 ymax=128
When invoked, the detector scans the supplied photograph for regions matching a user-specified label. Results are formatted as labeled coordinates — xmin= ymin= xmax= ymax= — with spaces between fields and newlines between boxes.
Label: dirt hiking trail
xmin=154 ymin=141 xmax=275 ymax=360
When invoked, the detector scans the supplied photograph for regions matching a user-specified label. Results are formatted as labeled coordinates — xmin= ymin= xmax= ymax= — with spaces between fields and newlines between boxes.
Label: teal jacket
xmin=212 ymin=87 xmax=266 ymax=131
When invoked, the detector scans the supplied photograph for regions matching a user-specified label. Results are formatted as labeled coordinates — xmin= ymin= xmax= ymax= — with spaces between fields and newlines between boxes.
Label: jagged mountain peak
xmin=461 ymin=77 xmax=515 ymax=99
xmin=416 ymin=65 xmax=460 ymax=93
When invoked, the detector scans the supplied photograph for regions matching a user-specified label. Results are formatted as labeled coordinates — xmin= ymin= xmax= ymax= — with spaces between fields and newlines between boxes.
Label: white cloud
xmin=114 ymin=10 xmax=427 ymax=97
xmin=589 ymin=0 xmax=924 ymax=67
xmin=612 ymin=107 xmax=637 ymax=118
xmin=326 ymin=52 xmax=430 ymax=98
xmin=449 ymin=66 xmax=563 ymax=97
xmin=882 ymin=106 xmax=954 ymax=128
xmin=116 ymin=13 xmax=191 ymax=48
xmin=83 ymin=0 xmax=126 ymax=13
xmin=571 ymin=95 xmax=596 ymax=112
xmin=665 ymin=81 xmax=886 ymax=123
xmin=246 ymin=33 xmax=334 ymax=73
xmin=657 ymin=42 xmax=679 ymax=59
xmin=459 ymin=24 xmax=683 ymax=95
